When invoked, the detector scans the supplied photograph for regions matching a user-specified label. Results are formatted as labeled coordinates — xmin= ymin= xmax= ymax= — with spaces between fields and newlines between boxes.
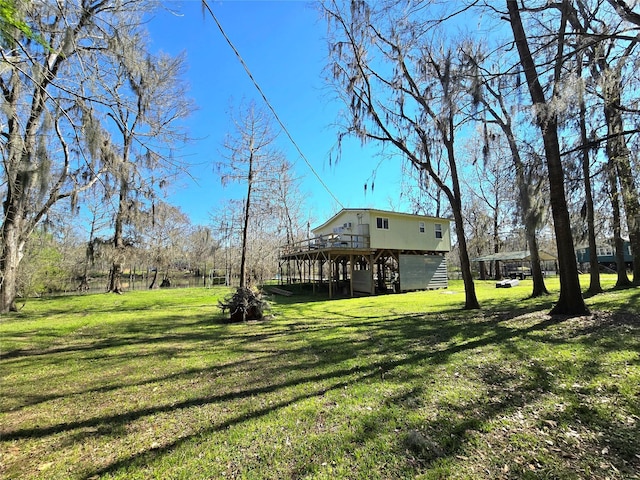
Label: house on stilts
xmin=278 ymin=208 xmax=451 ymax=298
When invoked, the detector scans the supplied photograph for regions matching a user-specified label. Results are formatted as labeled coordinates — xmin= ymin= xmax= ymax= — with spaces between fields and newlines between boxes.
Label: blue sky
xmin=146 ymin=1 xmax=412 ymax=227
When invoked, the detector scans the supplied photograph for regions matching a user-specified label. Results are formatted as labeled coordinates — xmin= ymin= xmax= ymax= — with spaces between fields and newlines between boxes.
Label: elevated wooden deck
xmin=279 ymin=234 xmax=448 ymax=298
xmin=280 ymin=233 xmax=372 ymax=259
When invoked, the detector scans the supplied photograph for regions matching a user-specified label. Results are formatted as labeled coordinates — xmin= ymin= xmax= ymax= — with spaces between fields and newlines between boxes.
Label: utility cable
xmin=202 ymin=1 xmax=345 ymax=209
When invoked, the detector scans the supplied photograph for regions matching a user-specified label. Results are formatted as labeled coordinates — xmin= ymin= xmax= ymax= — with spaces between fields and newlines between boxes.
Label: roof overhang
xmin=472 ymin=250 xmax=557 ymax=262
xmin=312 ymin=208 xmax=451 ymax=232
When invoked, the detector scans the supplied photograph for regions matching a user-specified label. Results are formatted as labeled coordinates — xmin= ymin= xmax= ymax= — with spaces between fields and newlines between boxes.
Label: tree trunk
xmin=607 ymin=161 xmax=632 ymax=287
xmin=452 ymin=206 xmax=480 ymax=309
xmin=107 ymin=181 xmax=127 ymax=294
xmin=602 ymin=67 xmax=640 ymax=285
xmin=203 ymin=262 xmax=207 ymax=287
xmin=526 ymin=227 xmax=548 ymax=297
xmin=79 ymin=213 xmax=98 ymax=292
xmin=1 ymin=78 xmax=31 ymax=312
xmin=444 ymin=128 xmax=480 ymax=309
xmin=239 ymin=150 xmax=254 ymax=289
xmin=0 ymin=146 xmax=32 ymax=312
xmin=480 ymin=77 xmax=548 ymax=295
xmin=434 ymin=135 xmax=480 ymax=309
xmin=0 ymin=215 xmax=24 ymax=312
xmin=616 ymin=157 xmax=640 ymax=284
xmin=149 ymin=269 xmax=159 ymax=289
xmin=602 ymin=67 xmax=633 ymax=287
xmin=511 ymin=141 xmax=548 ymax=297
xmin=494 ymin=261 xmax=502 ymax=281
xmin=507 ymin=0 xmax=588 ymax=315
xmin=108 ymin=261 xmax=123 ymax=293
xmin=579 ymin=75 xmax=603 ymax=294
xmin=493 ymin=213 xmax=502 ymax=281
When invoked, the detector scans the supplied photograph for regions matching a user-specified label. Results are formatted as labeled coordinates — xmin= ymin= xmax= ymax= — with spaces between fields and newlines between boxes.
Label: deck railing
xmin=281 ymin=233 xmax=370 ymax=255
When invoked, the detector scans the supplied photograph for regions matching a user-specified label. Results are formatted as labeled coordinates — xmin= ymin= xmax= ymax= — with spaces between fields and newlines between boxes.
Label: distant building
xmin=472 ymin=250 xmax=558 ymax=279
xmin=576 ymin=240 xmax=633 ymax=270
xmin=279 ymin=208 xmax=451 ymax=297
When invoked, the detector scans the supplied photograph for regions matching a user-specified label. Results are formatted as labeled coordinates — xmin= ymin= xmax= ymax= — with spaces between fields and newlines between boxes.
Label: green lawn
xmin=1 ymin=276 xmax=639 ymax=479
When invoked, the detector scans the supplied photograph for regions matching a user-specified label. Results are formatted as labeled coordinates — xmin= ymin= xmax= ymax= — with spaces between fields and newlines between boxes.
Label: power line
xmin=202 ymin=1 xmax=345 ymax=209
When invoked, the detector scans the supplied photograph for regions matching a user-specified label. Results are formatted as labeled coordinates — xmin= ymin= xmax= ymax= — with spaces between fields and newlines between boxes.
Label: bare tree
xmin=324 ymin=0 xmax=480 ymax=309
xmin=576 ymin=50 xmax=603 ymax=294
xmin=463 ymin=194 xmax=496 ymax=281
xmin=463 ymin=131 xmax=515 ymax=281
xmin=599 ymin=58 xmax=640 ymax=285
xmin=607 ymin=0 xmax=640 ymax=26
xmin=96 ymin=26 xmax=192 ymax=293
xmin=562 ymin=0 xmax=640 ymax=286
xmin=218 ymin=101 xmax=286 ymax=289
xmin=140 ymin=201 xmax=190 ymax=288
xmin=214 ymin=202 xmax=243 ymax=287
xmin=187 ymin=226 xmax=219 ymax=286
xmin=466 ymin=53 xmax=550 ymax=296
xmin=0 ymin=1 xmax=156 ymax=312
xmin=76 ymin=190 xmax=112 ymax=291
xmin=506 ymin=0 xmax=589 ymax=315
xmin=267 ymin=161 xmax=307 ymax=247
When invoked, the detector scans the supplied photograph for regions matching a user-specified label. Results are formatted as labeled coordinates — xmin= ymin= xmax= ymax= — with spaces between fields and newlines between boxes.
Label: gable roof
xmin=313 ymin=208 xmax=449 ymax=232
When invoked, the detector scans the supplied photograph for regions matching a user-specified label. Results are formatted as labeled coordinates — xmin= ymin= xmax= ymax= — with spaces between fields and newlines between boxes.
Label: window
xmin=435 ymin=223 xmax=443 ymax=239
xmin=376 ymin=217 xmax=389 ymax=229
xmin=597 ymin=245 xmax=613 ymax=256
xmin=419 ymin=221 xmax=425 ymax=233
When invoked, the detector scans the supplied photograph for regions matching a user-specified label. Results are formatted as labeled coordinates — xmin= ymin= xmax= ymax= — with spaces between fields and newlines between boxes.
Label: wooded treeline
xmin=2 ymin=1 xmax=640 ymax=314
xmin=17 ymin=193 xmax=306 ymax=297
xmin=0 ymin=1 xmax=310 ymax=309
xmin=0 ymin=0 xmax=195 ymax=310
xmin=323 ymin=0 xmax=640 ymax=314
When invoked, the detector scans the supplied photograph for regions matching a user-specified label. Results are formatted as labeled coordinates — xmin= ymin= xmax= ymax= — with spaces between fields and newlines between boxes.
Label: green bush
xmin=18 ymin=233 xmax=74 ymax=297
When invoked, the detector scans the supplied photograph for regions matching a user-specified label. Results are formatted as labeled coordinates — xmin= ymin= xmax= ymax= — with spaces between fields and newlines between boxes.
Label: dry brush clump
xmin=218 ymin=287 xmax=270 ymax=322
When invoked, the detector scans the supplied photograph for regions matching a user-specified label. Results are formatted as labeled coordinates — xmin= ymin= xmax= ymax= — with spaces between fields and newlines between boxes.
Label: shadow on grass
xmin=89 ymin=311 xmax=638 ymax=477
xmin=2 ymin=308 xmax=535 ymax=423
xmin=0 ymin=308 xmax=232 ymax=362
xmin=2 ymin=290 xmax=639 ymax=479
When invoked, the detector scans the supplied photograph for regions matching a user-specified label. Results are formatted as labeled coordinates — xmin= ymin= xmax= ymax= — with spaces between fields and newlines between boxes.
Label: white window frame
xmin=376 ymin=217 xmax=389 ymax=229
xmin=419 ymin=221 xmax=425 ymax=233
xmin=435 ymin=223 xmax=443 ymax=239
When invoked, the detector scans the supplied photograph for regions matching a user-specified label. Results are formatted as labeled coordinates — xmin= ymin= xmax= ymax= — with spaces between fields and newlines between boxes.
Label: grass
xmin=0 ymin=275 xmax=639 ymax=479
